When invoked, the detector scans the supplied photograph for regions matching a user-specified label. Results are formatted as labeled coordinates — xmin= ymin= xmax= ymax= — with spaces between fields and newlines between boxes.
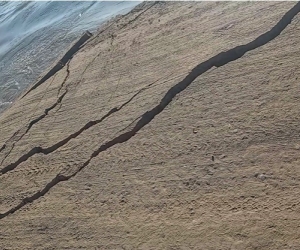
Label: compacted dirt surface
xmin=1 ymin=2 xmax=300 ymax=249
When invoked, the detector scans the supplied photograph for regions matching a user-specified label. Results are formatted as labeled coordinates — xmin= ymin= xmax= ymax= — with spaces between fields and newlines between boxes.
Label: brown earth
xmin=1 ymin=2 xmax=300 ymax=249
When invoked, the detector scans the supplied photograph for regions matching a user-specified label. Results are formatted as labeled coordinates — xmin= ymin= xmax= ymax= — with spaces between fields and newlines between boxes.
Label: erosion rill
xmin=0 ymin=31 xmax=93 ymax=166
xmin=0 ymin=2 xmax=299 ymax=219
xmin=0 ymin=2 xmax=300 ymax=249
xmin=22 ymin=31 xmax=93 ymax=98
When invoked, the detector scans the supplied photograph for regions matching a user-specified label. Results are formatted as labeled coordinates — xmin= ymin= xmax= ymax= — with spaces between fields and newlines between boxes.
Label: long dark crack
xmin=0 ymin=91 xmax=68 ymax=166
xmin=0 ymin=2 xmax=299 ymax=219
xmin=0 ymin=73 xmax=55 ymax=157
xmin=0 ymin=66 xmax=71 ymax=165
xmin=22 ymin=31 xmax=92 ymax=98
xmin=0 ymin=31 xmax=81 ymax=162
xmin=25 ymin=61 xmax=71 ymax=134
xmin=0 ymin=76 xmax=163 ymax=175
xmin=0 ymin=2 xmax=154 ymax=154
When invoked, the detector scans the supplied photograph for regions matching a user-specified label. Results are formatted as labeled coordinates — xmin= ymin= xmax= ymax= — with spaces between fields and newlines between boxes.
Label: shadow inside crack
xmin=0 ymin=90 xmax=68 ymax=166
xmin=1 ymin=2 xmax=299 ymax=219
xmin=0 ymin=144 xmax=6 ymax=153
xmin=0 ymin=31 xmax=89 ymax=163
xmin=22 ymin=31 xmax=92 ymax=98
xmin=0 ymin=75 xmax=164 ymax=175
xmin=0 ymin=58 xmax=74 ymax=165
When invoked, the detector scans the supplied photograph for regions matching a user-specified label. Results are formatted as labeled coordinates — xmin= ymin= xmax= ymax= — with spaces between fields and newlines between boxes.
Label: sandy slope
xmin=0 ymin=2 xmax=300 ymax=249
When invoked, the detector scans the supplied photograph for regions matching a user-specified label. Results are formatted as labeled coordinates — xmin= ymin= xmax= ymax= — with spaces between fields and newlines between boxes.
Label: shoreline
xmin=0 ymin=1 xmax=144 ymax=115
xmin=1 ymin=1 xmax=153 ymax=115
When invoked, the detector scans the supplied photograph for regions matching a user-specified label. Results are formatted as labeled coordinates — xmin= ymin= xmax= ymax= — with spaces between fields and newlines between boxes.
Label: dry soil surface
xmin=0 ymin=2 xmax=300 ymax=249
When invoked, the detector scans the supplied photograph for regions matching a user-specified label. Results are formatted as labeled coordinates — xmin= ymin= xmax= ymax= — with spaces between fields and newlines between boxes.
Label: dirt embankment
xmin=0 ymin=2 xmax=300 ymax=249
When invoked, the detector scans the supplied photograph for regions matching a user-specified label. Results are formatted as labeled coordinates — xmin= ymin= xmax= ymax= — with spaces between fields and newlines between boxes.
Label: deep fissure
xmin=0 ymin=76 xmax=163 ymax=175
xmin=0 ymin=66 xmax=70 ymax=165
xmin=0 ymin=2 xmax=157 ymax=157
xmin=22 ymin=31 xmax=92 ymax=98
xmin=0 ymin=2 xmax=299 ymax=219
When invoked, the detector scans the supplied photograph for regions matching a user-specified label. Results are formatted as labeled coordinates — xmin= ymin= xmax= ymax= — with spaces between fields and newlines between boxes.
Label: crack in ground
xmin=0 ymin=144 xmax=6 ymax=153
xmin=82 ymin=2 xmax=157 ymax=49
xmin=0 ymin=72 xmax=56 ymax=160
xmin=0 ymin=65 xmax=71 ymax=166
xmin=57 ymin=61 xmax=71 ymax=97
xmin=0 ymin=91 xmax=68 ymax=167
xmin=0 ymin=75 xmax=164 ymax=175
xmin=25 ymin=62 xmax=71 ymax=135
xmin=0 ymin=2 xmax=155 ymax=156
xmin=0 ymin=17 xmax=94 ymax=167
xmin=0 ymin=2 xmax=299 ymax=219
xmin=0 ymin=130 xmax=19 ymax=154
xmin=22 ymin=31 xmax=92 ymax=98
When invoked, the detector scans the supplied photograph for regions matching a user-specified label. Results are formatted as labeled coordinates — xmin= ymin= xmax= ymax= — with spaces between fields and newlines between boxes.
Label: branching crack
xmin=0 ymin=1 xmax=156 ymax=155
xmin=0 ymin=75 xmax=163 ymax=175
xmin=0 ymin=2 xmax=299 ymax=219
xmin=0 ymin=64 xmax=70 ymax=165
xmin=0 ymin=31 xmax=92 ymax=162
xmin=0 ymin=144 xmax=5 ymax=153
xmin=57 ymin=61 xmax=71 ymax=97
xmin=22 ymin=31 xmax=92 ymax=98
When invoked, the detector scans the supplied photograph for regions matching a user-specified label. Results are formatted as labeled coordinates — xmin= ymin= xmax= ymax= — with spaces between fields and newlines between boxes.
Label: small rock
xmin=259 ymin=174 xmax=267 ymax=180
xmin=255 ymin=173 xmax=267 ymax=181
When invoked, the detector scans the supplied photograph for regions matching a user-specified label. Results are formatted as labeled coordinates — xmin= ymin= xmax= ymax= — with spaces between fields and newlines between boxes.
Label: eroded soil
xmin=0 ymin=2 xmax=300 ymax=249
